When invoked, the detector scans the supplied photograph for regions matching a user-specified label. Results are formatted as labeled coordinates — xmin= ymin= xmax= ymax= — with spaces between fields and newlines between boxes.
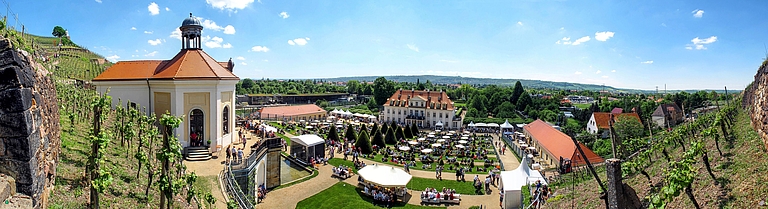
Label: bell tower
xmin=180 ymin=13 xmax=203 ymax=49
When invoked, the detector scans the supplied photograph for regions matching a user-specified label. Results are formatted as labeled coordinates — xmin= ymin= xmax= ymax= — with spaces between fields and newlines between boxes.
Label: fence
xmin=220 ymin=137 xmax=281 ymax=209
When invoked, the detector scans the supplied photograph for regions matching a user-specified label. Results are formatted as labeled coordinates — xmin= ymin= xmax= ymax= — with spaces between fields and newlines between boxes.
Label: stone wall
xmin=0 ymin=36 xmax=60 ymax=209
xmin=743 ymin=61 xmax=768 ymax=150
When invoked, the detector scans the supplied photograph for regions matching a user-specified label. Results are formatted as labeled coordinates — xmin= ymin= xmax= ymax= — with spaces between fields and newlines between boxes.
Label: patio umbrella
xmin=448 ymin=131 xmax=456 ymax=134
xmin=305 ymin=126 xmax=313 ymax=129
xmin=460 ymin=136 xmax=469 ymax=140
xmin=408 ymin=141 xmax=419 ymax=145
xmin=458 ymin=140 xmax=468 ymax=144
xmin=437 ymin=139 xmax=446 ymax=143
xmin=463 ymin=131 xmax=470 ymax=134
xmin=421 ymin=149 xmax=433 ymax=153
xmin=398 ymin=146 xmax=411 ymax=151
xmin=357 ymin=164 xmax=412 ymax=187
xmin=427 ymin=134 xmax=436 ymax=138
xmin=417 ymin=138 xmax=426 ymax=141
xmin=431 ymin=143 xmax=441 ymax=147
xmin=442 ymin=136 xmax=450 ymax=139
xmin=455 ymin=144 xmax=465 ymax=149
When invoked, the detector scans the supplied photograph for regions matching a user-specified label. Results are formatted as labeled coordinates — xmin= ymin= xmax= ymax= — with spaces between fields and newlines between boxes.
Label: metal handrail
xmin=222 ymin=166 xmax=254 ymax=209
xmin=220 ymin=137 xmax=281 ymax=209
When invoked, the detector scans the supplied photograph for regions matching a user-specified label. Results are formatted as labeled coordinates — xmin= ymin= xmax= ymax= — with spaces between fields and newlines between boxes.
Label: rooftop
xmin=524 ymin=119 xmax=604 ymax=166
xmin=93 ymin=49 xmax=238 ymax=81
xmin=258 ymin=104 xmax=326 ymax=117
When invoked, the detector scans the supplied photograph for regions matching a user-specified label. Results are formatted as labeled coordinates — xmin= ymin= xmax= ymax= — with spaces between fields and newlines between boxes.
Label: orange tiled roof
xmin=259 ymin=104 xmax=326 ymax=117
xmin=94 ymin=49 xmax=238 ymax=81
xmin=524 ymin=119 xmax=604 ymax=166
xmin=383 ymin=89 xmax=454 ymax=110
xmin=593 ymin=112 xmax=641 ymax=129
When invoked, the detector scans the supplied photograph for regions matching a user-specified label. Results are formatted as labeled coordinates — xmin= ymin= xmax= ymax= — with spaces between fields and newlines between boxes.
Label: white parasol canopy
xmin=460 ymin=136 xmax=469 ymax=140
xmin=336 ymin=125 xmax=344 ymax=128
xmin=398 ymin=146 xmax=411 ymax=151
xmin=458 ymin=140 xmax=468 ymax=144
xmin=475 ymin=123 xmax=487 ymax=127
xmin=421 ymin=149 xmax=433 ymax=153
xmin=431 ymin=143 xmax=441 ymax=147
xmin=305 ymin=126 xmax=314 ymax=129
xmin=463 ymin=131 xmax=470 ymax=134
xmin=427 ymin=134 xmax=435 ymax=138
xmin=408 ymin=141 xmax=419 ymax=145
xmin=455 ymin=144 xmax=465 ymax=149
xmin=442 ymin=136 xmax=450 ymax=139
xmin=358 ymin=164 xmax=413 ymax=187
xmin=437 ymin=139 xmax=446 ymax=143
xmin=487 ymin=123 xmax=500 ymax=127
xmin=328 ymin=116 xmax=336 ymax=119
xmin=417 ymin=138 xmax=426 ymax=141
xmin=448 ymin=131 xmax=456 ymax=134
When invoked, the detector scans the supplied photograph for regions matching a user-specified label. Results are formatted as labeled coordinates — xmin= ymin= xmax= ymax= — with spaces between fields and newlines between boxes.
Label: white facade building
xmin=382 ymin=89 xmax=462 ymax=129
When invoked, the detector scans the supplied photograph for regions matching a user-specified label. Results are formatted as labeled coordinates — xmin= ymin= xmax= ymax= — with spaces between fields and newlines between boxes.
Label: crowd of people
xmin=362 ymin=184 xmax=400 ymax=208
xmin=332 ymin=165 xmax=352 ymax=178
xmin=420 ymin=187 xmax=460 ymax=202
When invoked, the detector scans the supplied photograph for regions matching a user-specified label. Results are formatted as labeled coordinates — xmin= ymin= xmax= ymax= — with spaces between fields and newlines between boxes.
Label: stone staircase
xmin=185 ymin=147 xmax=212 ymax=161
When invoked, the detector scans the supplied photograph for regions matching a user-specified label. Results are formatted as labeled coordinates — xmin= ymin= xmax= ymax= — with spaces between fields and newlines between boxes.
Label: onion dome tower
xmin=180 ymin=13 xmax=203 ymax=49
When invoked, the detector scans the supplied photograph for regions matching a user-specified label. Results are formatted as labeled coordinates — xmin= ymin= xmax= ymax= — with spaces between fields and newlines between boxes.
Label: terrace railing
xmin=221 ymin=137 xmax=281 ymax=209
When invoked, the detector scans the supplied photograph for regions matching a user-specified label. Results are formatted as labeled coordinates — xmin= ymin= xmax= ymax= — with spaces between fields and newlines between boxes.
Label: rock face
xmin=0 ymin=36 xmax=60 ymax=209
xmin=744 ymin=61 xmax=768 ymax=150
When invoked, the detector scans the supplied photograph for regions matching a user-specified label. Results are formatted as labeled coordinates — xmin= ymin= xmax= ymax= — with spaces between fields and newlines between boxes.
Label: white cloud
xmin=144 ymin=51 xmax=158 ymax=57
xmin=144 ymin=31 xmax=153 ymax=34
xmin=223 ymin=43 xmax=232 ymax=48
xmin=95 ymin=0 xmax=102 ymax=3
xmin=641 ymin=60 xmax=653 ymax=64
xmin=279 ymin=12 xmax=290 ymax=19
xmin=602 ymin=75 xmax=609 ymax=78
xmin=148 ymin=39 xmax=162 ymax=46
xmin=236 ymin=56 xmax=245 ymax=60
xmin=692 ymin=9 xmax=704 ymax=18
xmin=406 ymin=44 xmax=419 ymax=52
xmin=687 ymin=36 xmax=717 ymax=50
xmin=595 ymin=70 xmax=602 ymax=74
xmin=170 ymin=28 xmax=182 ymax=40
xmin=148 ymin=2 xmax=160 ymax=15
xmin=131 ymin=27 xmax=137 ymax=30
xmin=517 ymin=21 xmax=523 ymax=26
xmin=661 ymin=23 xmax=667 ymax=27
xmin=611 ymin=70 xmax=616 ymax=73
xmin=223 ymin=25 xmax=236 ymax=34
xmin=263 ymin=59 xmax=269 ymax=62
xmin=240 ymin=62 xmax=247 ymax=66
xmin=571 ymin=36 xmax=591 ymax=45
xmin=106 ymin=55 xmax=120 ymax=62
xmin=250 ymin=46 xmax=269 ymax=52
xmin=594 ymin=31 xmax=614 ymax=41
xmin=288 ymin=38 xmax=309 ymax=46
xmin=201 ymin=19 xmax=224 ymax=31
xmin=165 ymin=7 xmax=170 ymax=11
xmin=574 ymin=71 xmax=582 ymax=75
xmin=206 ymin=0 xmax=254 ymax=10
xmin=205 ymin=36 xmax=225 ymax=48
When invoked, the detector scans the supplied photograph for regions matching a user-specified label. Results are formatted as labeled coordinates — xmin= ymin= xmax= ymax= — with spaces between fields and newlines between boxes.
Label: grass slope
xmin=544 ymin=106 xmax=768 ymax=208
xmin=296 ymin=182 xmax=443 ymax=209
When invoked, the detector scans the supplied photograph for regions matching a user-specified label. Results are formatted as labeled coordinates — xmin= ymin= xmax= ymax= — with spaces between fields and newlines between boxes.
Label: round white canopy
xmin=437 ymin=139 xmax=446 ymax=143
xmin=448 ymin=131 xmax=456 ymax=134
xmin=431 ymin=143 xmax=441 ymax=147
xmin=442 ymin=136 xmax=450 ymax=139
xmin=455 ymin=144 xmax=465 ymax=149
xmin=460 ymin=136 xmax=469 ymax=140
xmin=408 ymin=141 xmax=419 ymax=145
xmin=527 ymin=147 xmax=536 ymax=150
xmin=358 ymin=164 xmax=413 ymax=187
xmin=305 ymin=126 xmax=314 ymax=129
xmin=421 ymin=149 xmax=433 ymax=153
xmin=398 ymin=146 xmax=411 ymax=151
xmin=458 ymin=140 xmax=468 ymax=144
xmin=417 ymin=138 xmax=426 ymax=141
xmin=427 ymin=134 xmax=436 ymax=138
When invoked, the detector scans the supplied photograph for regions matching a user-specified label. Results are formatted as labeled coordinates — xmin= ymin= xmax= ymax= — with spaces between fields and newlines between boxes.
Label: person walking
xmin=237 ymin=148 xmax=244 ymax=163
xmin=499 ymin=190 xmax=505 ymax=209
xmin=225 ymin=145 xmax=231 ymax=164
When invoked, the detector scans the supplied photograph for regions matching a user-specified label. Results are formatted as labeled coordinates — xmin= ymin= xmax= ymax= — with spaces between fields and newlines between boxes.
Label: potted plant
xmin=206 ymin=139 xmax=211 ymax=148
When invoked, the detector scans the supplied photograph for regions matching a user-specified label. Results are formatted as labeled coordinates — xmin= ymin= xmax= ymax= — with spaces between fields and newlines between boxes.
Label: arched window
xmin=222 ymin=106 xmax=230 ymax=134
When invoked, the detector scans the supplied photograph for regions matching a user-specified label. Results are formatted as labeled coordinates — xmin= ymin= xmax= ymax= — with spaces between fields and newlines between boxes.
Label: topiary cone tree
xmin=372 ymin=129 xmax=385 ymax=147
xmin=328 ymin=125 xmax=340 ymax=142
xmin=395 ymin=126 xmax=405 ymax=141
xmin=385 ymin=127 xmax=396 ymax=145
xmin=411 ymin=123 xmax=419 ymax=137
xmin=345 ymin=125 xmax=357 ymax=143
xmin=370 ymin=123 xmax=379 ymax=137
xmin=355 ymin=129 xmax=373 ymax=154
xmin=381 ymin=123 xmax=389 ymax=136
xmin=404 ymin=125 xmax=414 ymax=139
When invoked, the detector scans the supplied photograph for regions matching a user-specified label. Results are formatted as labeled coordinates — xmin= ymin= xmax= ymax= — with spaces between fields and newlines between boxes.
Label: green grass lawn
xmin=328 ymin=158 xmax=359 ymax=173
xmin=572 ymin=103 xmax=592 ymax=109
xmin=362 ymin=153 xmax=497 ymax=175
xmin=276 ymin=132 xmax=291 ymax=146
xmin=296 ymin=182 xmax=443 ymax=209
xmin=406 ymin=177 xmax=485 ymax=195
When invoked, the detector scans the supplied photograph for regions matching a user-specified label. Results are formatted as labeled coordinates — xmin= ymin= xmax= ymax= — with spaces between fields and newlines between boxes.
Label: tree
xmin=370 ymin=123 xmax=379 ymax=138
xmin=372 ymin=129 xmax=386 ymax=147
xmin=495 ymin=101 xmax=517 ymax=118
xmin=410 ymin=123 xmax=419 ymax=137
xmin=355 ymin=130 xmax=373 ymax=154
xmin=385 ymin=127 xmax=396 ymax=145
xmin=366 ymin=98 xmax=378 ymax=111
xmin=315 ymin=99 xmax=329 ymax=108
xmin=241 ymin=78 xmax=255 ymax=90
xmin=471 ymin=94 xmax=488 ymax=113
xmin=328 ymin=125 xmax=340 ymax=142
xmin=345 ymin=126 xmax=357 ymax=143
xmin=511 ymin=81 xmax=524 ymax=104
xmin=404 ymin=125 xmax=414 ymax=139
xmin=381 ymin=123 xmax=389 ymax=137
xmin=373 ymin=77 xmax=395 ymax=105
xmin=613 ymin=115 xmax=644 ymax=140
xmin=516 ymin=91 xmax=532 ymax=111
xmin=395 ymin=126 xmax=405 ymax=140
xmin=347 ymin=80 xmax=360 ymax=94
xmin=52 ymin=26 xmax=67 ymax=38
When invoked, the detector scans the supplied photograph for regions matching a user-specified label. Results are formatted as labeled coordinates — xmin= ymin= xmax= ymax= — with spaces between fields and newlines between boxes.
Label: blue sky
xmin=10 ymin=0 xmax=768 ymax=90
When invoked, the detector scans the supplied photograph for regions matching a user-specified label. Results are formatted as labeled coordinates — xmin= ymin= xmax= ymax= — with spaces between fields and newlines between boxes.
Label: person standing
xmin=499 ymin=190 xmax=505 ymax=209
xmin=225 ymin=145 xmax=231 ymax=164
xmin=237 ymin=148 xmax=244 ymax=163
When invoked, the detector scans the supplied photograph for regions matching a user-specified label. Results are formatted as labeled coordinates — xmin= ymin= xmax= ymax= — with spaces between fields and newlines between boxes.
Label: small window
xmin=128 ymin=102 xmax=138 ymax=109
xmin=222 ymin=106 xmax=230 ymax=134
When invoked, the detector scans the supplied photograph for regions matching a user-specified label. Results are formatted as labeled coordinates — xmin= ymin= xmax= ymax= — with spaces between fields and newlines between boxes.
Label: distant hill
xmin=317 ymin=75 xmax=737 ymax=94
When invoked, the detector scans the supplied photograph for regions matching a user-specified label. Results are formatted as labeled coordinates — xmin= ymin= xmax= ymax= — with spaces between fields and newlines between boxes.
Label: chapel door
xmin=190 ymin=109 xmax=204 ymax=145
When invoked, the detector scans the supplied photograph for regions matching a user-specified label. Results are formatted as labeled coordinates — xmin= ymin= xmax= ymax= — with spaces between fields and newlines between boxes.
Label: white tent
xmin=358 ymin=164 xmax=413 ymax=187
xmin=500 ymin=157 xmax=548 ymax=209
xmin=487 ymin=123 xmax=500 ymax=127
xmin=468 ymin=121 xmax=475 ymax=127
xmin=435 ymin=121 xmax=444 ymax=127
xmin=500 ymin=120 xmax=515 ymax=129
xmin=259 ymin=124 xmax=278 ymax=133
xmin=291 ymin=134 xmax=324 ymax=147
xmin=475 ymin=123 xmax=487 ymax=127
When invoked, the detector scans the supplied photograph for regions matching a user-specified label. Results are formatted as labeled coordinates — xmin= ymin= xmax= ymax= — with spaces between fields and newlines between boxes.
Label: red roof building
xmin=587 ymin=112 xmax=642 ymax=137
xmin=523 ymin=119 xmax=604 ymax=167
xmin=258 ymin=104 xmax=327 ymax=121
xmin=381 ymin=89 xmax=462 ymax=129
